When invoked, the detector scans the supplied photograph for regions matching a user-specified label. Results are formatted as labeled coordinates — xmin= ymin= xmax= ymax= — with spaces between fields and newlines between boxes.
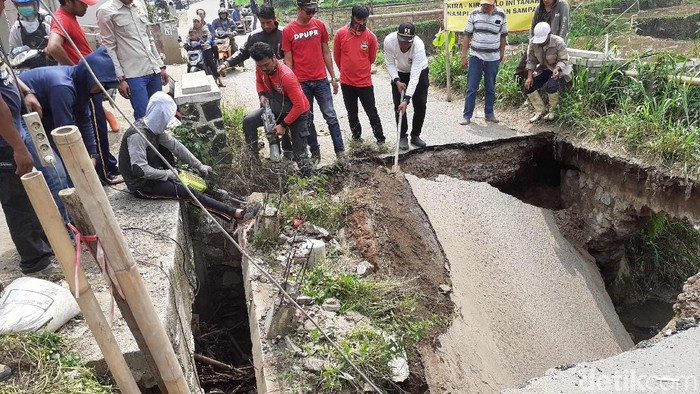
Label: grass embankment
xmin=0 ymin=332 xmax=112 ymax=394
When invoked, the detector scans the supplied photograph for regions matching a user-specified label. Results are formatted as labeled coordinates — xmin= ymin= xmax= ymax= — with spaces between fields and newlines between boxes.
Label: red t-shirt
xmin=281 ymin=18 xmax=329 ymax=82
xmin=256 ymin=60 xmax=310 ymax=126
xmin=333 ymin=26 xmax=377 ymax=87
xmin=51 ymin=8 xmax=92 ymax=64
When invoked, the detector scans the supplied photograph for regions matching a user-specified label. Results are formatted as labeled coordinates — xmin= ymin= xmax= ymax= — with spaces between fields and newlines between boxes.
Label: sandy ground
xmin=407 ymin=174 xmax=634 ymax=393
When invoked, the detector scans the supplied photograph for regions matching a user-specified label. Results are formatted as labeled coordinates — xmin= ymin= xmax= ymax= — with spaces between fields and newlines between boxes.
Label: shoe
xmin=410 ymin=136 xmax=426 ymax=148
xmin=310 ymin=150 xmax=321 ymax=163
xmin=376 ymin=139 xmax=385 ymax=146
xmin=0 ymin=364 xmax=11 ymax=382
xmin=352 ymin=136 xmax=364 ymax=142
xmin=484 ymin=115 xmax=500 ymax=123
xmin=25 ymin=262 xmax=62 ymax=279
xmin=527 ymin=92 xmax=546 ymax=122
xmin=336 ymin=151 xmax=349 ymax=166
xmin=544 ymin=92 xmax=559 ymax=121
xmin=459 ymin=117 xmax=471 ymax=125
xmin=399 ymin=137 xmax=409 ymax=151
xmin=236 ymin=203 xmax=261 ymax=223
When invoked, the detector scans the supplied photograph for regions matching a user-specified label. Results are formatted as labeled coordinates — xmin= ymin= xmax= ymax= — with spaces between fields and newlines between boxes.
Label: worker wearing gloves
xmin=119 ymin=92 xmax=254 ymax=222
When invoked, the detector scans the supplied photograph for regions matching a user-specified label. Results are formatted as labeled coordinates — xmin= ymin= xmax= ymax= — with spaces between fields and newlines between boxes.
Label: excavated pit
xmin=186 ymin=132 xmax=700 ymax=392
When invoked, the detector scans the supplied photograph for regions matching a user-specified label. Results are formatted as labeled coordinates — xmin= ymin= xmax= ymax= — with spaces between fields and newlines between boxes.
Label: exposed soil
xmin=339 ymin=163 xmax=455 ymax=391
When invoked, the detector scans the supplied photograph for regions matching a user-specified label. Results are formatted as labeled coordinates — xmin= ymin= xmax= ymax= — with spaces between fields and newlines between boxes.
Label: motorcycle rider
xmin=192 ymin=16 xmax=224 ymax=87
xmin=8 ymin=0 xmax=56 ymax=68
xmin=212 ymin=7 xmax=236 ymax=32
xmin=217 ymin=5 xmax=282 ymax=71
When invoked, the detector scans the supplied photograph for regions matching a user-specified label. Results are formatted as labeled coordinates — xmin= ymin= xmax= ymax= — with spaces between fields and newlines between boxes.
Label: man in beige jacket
xmin=524 ymin=21 xmax=571 ymax=122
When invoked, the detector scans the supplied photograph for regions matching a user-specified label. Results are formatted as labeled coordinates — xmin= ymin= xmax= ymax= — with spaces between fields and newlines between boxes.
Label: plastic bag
xmin=0 ymin=277 xmax=80 ymax=334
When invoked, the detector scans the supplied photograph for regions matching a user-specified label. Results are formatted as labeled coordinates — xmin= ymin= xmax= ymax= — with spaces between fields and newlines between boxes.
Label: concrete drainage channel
xmin=184 ymin=132 xmax=699 ymax=393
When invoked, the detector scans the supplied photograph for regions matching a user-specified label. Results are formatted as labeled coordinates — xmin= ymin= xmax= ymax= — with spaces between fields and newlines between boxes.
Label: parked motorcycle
xmin=214 ymin=27 xmax=238 ymax=67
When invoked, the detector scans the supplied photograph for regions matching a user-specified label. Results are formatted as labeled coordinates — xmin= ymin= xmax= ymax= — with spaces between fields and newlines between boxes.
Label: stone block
xmin=264 ymin=304 xmax=298 ymax=339
xmin=174 ymin=72 xmax=221 ymax=105
xmin=213 ymin=119 xmax=225 ymax=131
xmin=178 ymin=103 xmax=200 ymax=122
xmin=202 ymin=100 xmax=223 ymax=122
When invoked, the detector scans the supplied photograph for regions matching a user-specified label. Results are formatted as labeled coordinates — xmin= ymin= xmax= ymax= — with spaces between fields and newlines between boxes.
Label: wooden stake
xmin=60 ymin=188 xmax=168 ymax=394
xmin=51 ymin=126 xmax=190 ymax=394
xmin=20 ymin=171 xmax=140 ymax=394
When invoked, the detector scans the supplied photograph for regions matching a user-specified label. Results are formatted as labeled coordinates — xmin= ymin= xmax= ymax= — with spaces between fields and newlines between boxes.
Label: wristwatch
xmin=331 ymin=77 xmax=338 ymax=82
xmin=23 ymin=88 xmax=36 ymax=97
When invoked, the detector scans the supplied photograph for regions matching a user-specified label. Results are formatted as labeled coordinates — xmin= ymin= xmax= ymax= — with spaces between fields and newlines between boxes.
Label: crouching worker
xmin=242 ymin=42 xmax=312 ymax=176
xmin=524 ymin=22 xmax=571 ymax=122
xmin=119 ymin=92 xmax=254 ymax=222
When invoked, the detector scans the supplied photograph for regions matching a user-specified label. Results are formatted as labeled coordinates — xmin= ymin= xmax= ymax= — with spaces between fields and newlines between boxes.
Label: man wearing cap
xmin=282 ymin=0 xmax=345 ymax=162
xmin=333 ymin=4 xmax=384 ymax=145
xmin=97 ymin=0 xmax=168 ymax=120
xmin=383 ymin=22 xmax=429 ymax=150
xmin=524 ymin=21 xmax=571 ymax=122
xmin=46 ymin=0 xmax=123 ymax=186
xmin=460 ymin=0 xmax=507 ymax=125
xmin=8 ymin=0 xmax=55 ymax=68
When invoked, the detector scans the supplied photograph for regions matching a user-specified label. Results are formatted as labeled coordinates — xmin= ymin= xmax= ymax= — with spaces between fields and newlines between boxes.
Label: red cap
xmin=79 ymin=0 xmax=98 ymax=6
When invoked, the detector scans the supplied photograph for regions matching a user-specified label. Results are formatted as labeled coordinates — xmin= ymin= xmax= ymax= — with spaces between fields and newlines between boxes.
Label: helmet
xmin=218 ymin=7 xmax=228 ymax=15
xmin=12 ymin=0 xmax=38 ymax=4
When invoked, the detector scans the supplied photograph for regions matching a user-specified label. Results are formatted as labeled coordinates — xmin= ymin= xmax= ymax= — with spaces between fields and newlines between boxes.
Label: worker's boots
xmin=544 ymin=92 xmax=559 ymax=121
xmin=527 ymin=92 xmax=546 ymax=123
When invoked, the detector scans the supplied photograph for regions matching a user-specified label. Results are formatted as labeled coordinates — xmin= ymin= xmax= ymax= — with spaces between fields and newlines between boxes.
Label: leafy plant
xmin=374 ymin=50 xmax=384 ymax=66
xmin=278 ymin=174 xmax=350 ymax=233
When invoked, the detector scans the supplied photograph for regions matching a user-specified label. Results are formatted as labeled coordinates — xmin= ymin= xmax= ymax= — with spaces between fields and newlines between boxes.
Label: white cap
xmin=532 ymin=22 xmax=551 ymax=44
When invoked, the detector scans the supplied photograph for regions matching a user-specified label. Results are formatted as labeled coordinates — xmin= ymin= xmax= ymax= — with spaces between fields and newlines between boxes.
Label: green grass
xmin=278 ymin=174 xmax=351 ymax=233
xmin=0 ymin=332 xmax=113 ymax=394
xmin=613 ymin=214 xmax=700 ymax=302
xmin=282 ymin=261 xmax=446 ymax=392
xmin=558 ymin=52 xmax=700 ymax=176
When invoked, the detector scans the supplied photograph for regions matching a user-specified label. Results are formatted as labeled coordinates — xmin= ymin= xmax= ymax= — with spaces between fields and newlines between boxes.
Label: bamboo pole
xmin=51 ymin=125 xmax=190 ymax=394
xmin=20 ymin=171 xmax=140 ymax=394
xmin=59 ymin=188 xmax=168 ymax=394
xmin=624 ymin=70 xmax=700 ymax=86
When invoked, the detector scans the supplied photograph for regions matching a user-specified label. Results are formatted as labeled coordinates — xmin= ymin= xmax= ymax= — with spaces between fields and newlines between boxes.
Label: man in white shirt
xmin=384 ymin=22 xmax=429 ymax=150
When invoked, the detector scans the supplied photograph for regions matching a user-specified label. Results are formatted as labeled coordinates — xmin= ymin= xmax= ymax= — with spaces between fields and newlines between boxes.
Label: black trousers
xmin=391 ymin=68 xmax=429 ymax=138
xmin=203 ymin=47 xmax=220 ymax=79
xmin=340 ymin=83 xmax=384 ymax=142
xmin=134 ymin=179 xmax=237 ymax=221
xmin=242 ymin=109 xmax=312 ymax=176
xmin=90 ymin=97 xmax=120 ymax=183
xmin=0 ymin=147 xmax=53 ymax=274
xmin=523 ymin=69 xmax=561 ymax=95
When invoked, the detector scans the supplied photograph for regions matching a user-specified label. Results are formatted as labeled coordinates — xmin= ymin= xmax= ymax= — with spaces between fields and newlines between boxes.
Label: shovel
xmin=392 ymin=90 xmax=405 ymax=173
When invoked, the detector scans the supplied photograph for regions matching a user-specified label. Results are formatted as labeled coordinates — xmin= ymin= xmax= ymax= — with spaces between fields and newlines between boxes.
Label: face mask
xmin=17 ymin=6 xmax=37 ymax=17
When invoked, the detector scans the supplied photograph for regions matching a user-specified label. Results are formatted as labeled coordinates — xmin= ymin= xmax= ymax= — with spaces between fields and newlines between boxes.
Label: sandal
xmin=217 ymin=80 xmax=226 ymax=88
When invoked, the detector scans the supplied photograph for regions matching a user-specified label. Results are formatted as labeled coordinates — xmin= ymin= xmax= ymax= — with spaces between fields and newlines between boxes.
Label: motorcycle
xmin=214 ymin=27 xmax=238 ymax=67
xmin=183 ymin=38 xmax=205 ymax=73
xmin=238 ymin=7 xmax=253 ymax=34
xmin=9 ymin=45 xmax=55 ymax=76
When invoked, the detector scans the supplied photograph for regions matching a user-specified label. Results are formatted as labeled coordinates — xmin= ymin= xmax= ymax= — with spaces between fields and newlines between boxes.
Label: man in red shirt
xmin=244 ymin=42 xmax=312 ymax=176
xmin=45 ymin=0 xmax=122 ymax=185
xmin=333 ymin=4 xmax=384 ymax=144
xmin=282 ymin=0 xmax=344 ymax=162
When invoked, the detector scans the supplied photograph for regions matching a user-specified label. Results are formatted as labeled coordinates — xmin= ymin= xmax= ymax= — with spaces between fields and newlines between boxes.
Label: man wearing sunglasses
xmin=282 ymin=0 xmax=345 ymax=163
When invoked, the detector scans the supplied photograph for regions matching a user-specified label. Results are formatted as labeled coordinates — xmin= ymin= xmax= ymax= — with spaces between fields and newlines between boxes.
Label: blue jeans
xmin=127 ymin=73 xmax=163 ymax=120
xmin=300 ymin=79 xmax=345 ymax=154
xmin=463 ymin=56 xmax=500 ymax=119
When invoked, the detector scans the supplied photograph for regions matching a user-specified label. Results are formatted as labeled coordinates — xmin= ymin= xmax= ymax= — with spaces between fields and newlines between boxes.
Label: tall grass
xmin=558 ymin=52 xmax=700 ymax=176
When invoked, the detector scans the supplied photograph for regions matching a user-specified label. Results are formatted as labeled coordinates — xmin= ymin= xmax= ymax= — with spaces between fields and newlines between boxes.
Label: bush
xmin=558 ymin=52 xmax=700 ymax=176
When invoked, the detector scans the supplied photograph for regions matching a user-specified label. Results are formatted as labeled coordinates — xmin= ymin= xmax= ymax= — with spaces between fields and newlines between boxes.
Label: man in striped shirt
xmin=460 ymin=0 xmax=507 ymax=125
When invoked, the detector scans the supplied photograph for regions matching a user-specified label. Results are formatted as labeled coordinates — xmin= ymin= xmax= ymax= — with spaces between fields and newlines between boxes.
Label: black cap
xmin=351 ymin=4 xmax=370 ymax=19
xmin=297 ymin=0 xmax=318 ymax=11
xmin=397 ymin=22 xmax=415 ymax=42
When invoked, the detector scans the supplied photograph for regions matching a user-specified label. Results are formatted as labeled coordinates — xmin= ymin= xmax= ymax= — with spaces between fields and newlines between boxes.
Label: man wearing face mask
xmin=333 ymin=4 xmax=384 ymax=145
xmin=119 ymin=92 xmax=256 ymax=222
xmin=8 ymin=0 xmax=56 ymax=68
